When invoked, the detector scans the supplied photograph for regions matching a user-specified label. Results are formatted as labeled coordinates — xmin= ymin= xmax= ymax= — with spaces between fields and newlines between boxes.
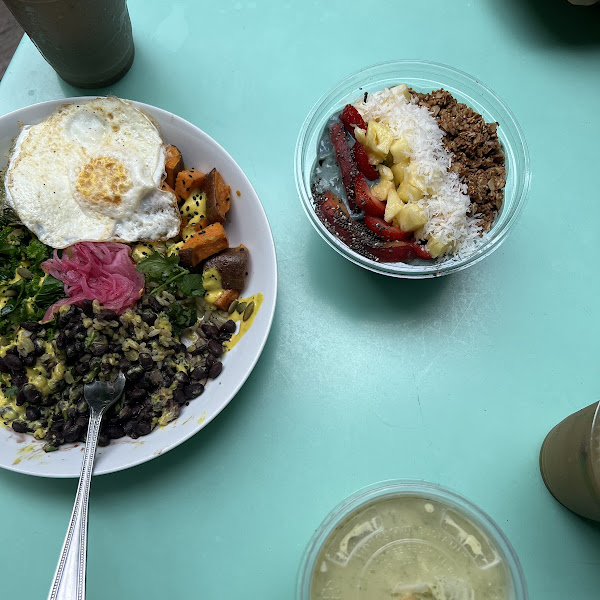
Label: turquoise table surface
xmin=1 ymin=1 xmax=600 ymax=598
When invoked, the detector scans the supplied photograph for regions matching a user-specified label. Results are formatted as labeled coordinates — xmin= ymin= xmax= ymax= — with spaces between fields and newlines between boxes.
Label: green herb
xmin=84 ymin=331 xmax=97 ymax=348
xmin=0 ymin=210 xmax=66 ymax=337
xmin=3 ymin=386 xmax=17 ymax=398
xmin=25 ymin=238 xmax=52 ymax=264
xmin=136 ymin=251 xmax=204 ymax=298
xmin=167 ymin=303 xmax=198 ymax=335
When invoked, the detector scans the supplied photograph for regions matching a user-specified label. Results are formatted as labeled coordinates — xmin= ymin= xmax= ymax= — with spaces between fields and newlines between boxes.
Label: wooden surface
xmin=0 ymin=3 xmax=22 ymax=81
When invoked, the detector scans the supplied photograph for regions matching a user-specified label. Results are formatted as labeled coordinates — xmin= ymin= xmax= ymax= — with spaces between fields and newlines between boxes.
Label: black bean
xmin=184 ymin=383 xmax=204 ymax=399
xmin=56 ymin=331 xmax=67 ymax=349
xmin=97 ymin=309 xmax=117 ymax=320
xmin=81 ymin=299 xmax=94 ymax=317
xmin=11 ymin=421 xmax=27 ymax=433
xmin=126 ymin=365 xmax=144 ymax=381
xmin=118 ymin=358 xmax=132 ymax=371
xmin=139 ymin=353 xmax=153 ymax=370
xmin=141 ymin=310 xmax=156 ymax=325
xmin=118 ymin=406 xmax=133 ymax=421
xmin=21 ymin=321 xmax=42 ymax=332
xmin=3 ymin=353 xmax=23 ymax=372
xmin=75 ymin=362 xmax=87 ymax=375
xmin=173 ymin=389 xmax=186 ymax=405
xmin=136 ymin=376 xmax=151 ymax=390
xmin=128 ymin=403 xmax=142 ymax=416
xmin=220 ymin=320 xmax=237 ymax=334
xmin=201 ymin=324 xmax=219 ymax=339
xmin=128 ymin=388 xmax=146 ymax=402
xmin=33 ymin=339 xmax=45 ymax=356
xmin=98 ymin=433 xmax=110 ymax=447
xmin=4 ymin=347 xmax=18 ymax=355
xmin=191 ymin=342 xmax=208 ymax=356
xmin=12 ymin=374 xmax=28 ymax=387
xmin=65 ymin=327 xmax=76 ymax=340
xmin=107 ymin=425 xmax=125 ymax=439
xmin=173 ymin=371 xmax=189 ymax=385
xmin=208 ymin=340 xmax=223 ymax=357
xmin=208 ymin=362 xmax=222 ymax=379
xmin=22 ymin=353 xmax=37 ymax=367
xmin=16 ymin=388 xmax=27 ymax=406
xmin=218 ymin=332 xmax=232 ymax=343
xmin=66 ymin=407 xmax=77 ymax=419
xmin=123 ymin=420 xmax=136 ymax=435
xmin=0 ymin=357 xmax=7 ymax=373
xmin=74 ymin=341 xmax=85 ymax=354
xmin=190 ymin=367 xmax=208 ymax=381
xmin=63 ymin=425 xmax=83 ymax=443
xmin=74 ymin=332 xmax=86 ymax=342
xmin=65 ymin=344 xmax=78 ymax=359
xmin=76 ymin=416 xmax=88 ymax=429
xmin=205 ymin=354 xmax=215 ymax=367
xmin=147 ymin=296 xmax=162 ymax=312
xmin=23 ymin=384 xmax=42 ymax=405
xmin=90 ymin=340 xmax=108 ymax=356
xmin=162 ymin=376 xmax=173 ymax=387
xmin=25 ymin=406 xmax=40 ymax=421
xmin=136 ymin=422 xmax=152 ymax=437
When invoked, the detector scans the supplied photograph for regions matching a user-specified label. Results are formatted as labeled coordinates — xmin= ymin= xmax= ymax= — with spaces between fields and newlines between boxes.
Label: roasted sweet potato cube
xmin=175 ymin=168 xmax=207 ymax=201
xmin=179 ymin=223 xmax=229 ymax=267
xmin=200 ymin=168 xmax=231 ymax=224
xmin=214 ymin=289 xmax=240 ymax=312
xmin=165 ymin=145 xmax=184 ymax=189
xmin=161 ymin=180 xmax=177 ymax=196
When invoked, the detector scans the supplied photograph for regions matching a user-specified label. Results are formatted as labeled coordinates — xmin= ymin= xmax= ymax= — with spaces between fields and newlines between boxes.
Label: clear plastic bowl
xmin=294 ymin=60 xmax=530 ymax=278
xmin=297 ymin=480 xmax=527 ymax=600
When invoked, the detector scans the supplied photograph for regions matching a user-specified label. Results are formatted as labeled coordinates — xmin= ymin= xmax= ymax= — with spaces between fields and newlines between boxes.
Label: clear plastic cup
xmin=539 ymin=402 xmax=600 ymax=521
xmin=297 ymin=480 xmax=527 ymax=600
xmin=2 ymin=0 xmax=134 ymax=88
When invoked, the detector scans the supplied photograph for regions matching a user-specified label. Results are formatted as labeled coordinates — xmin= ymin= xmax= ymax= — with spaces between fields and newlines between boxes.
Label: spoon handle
xmin=47 ymin=407 xmax=104 ymax=600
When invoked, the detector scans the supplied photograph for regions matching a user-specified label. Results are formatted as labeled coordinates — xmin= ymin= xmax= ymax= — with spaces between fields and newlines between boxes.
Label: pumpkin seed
xmin=237 ymin=302 xmax=247 ymax=314
xmin=228 ymin=300 xmax=238 ymax=315
xmin=243 ymin=301 xmax=254 ymax=322
xmin=16 ymin=267 xmax=33 ymax=280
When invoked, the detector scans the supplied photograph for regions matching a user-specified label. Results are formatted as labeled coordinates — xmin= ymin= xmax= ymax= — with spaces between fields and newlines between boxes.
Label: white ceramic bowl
xmin=0 ymin=97 xmax=277 ymax=477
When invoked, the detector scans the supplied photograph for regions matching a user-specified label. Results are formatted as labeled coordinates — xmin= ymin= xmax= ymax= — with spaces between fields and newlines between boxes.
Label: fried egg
xmin=4 ymin=97 xmax=180 ymax=248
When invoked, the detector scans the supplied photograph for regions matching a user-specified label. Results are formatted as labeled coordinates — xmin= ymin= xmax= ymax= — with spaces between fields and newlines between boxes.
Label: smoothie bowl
xmin=297 ymin=480 xmax=527 ymax=600
xmin=295 ymin=61 xmax=530 ymax=278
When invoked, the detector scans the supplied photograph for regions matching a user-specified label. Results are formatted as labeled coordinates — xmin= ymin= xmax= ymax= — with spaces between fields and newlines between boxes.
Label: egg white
xmin=4 ymin=97 xmax=181 ymax=248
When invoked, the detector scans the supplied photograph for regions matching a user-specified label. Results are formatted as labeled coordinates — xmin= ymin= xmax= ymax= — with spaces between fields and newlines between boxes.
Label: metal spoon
xmin=48 ymin=372 xmax=126 ymax=600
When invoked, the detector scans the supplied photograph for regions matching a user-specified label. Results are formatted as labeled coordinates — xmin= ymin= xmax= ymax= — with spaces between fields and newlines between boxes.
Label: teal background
xmin=1 ymin=0 xmax=600 ymax=598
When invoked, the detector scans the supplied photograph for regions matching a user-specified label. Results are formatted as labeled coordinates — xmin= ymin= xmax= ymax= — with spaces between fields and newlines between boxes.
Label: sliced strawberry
xmin=411 ymin=243 xmax=432 ymax=260
xmin=329 ymin=123 xmax=359 ymax=212
xmin=318 ymin=191 xmax=353 ymax=244
xmin=364 ymin=215 xmax=412 ymax=241
xmin=352 ymin=143 xmax=379 ymax=180
xmin=355 ymin=175 xmax=385 ymax=218
xmin=368 ymin=241 xmax=417 ymax=262
xmin=368 ymin=241 xmax=433 ymax=262
xmin=340 ymin=104 xmax=367 ymax=138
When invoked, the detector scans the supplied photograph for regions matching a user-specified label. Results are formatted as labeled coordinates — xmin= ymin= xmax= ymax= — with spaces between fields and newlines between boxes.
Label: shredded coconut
xmin=353 ymin=87 xmax=483 ymax=257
